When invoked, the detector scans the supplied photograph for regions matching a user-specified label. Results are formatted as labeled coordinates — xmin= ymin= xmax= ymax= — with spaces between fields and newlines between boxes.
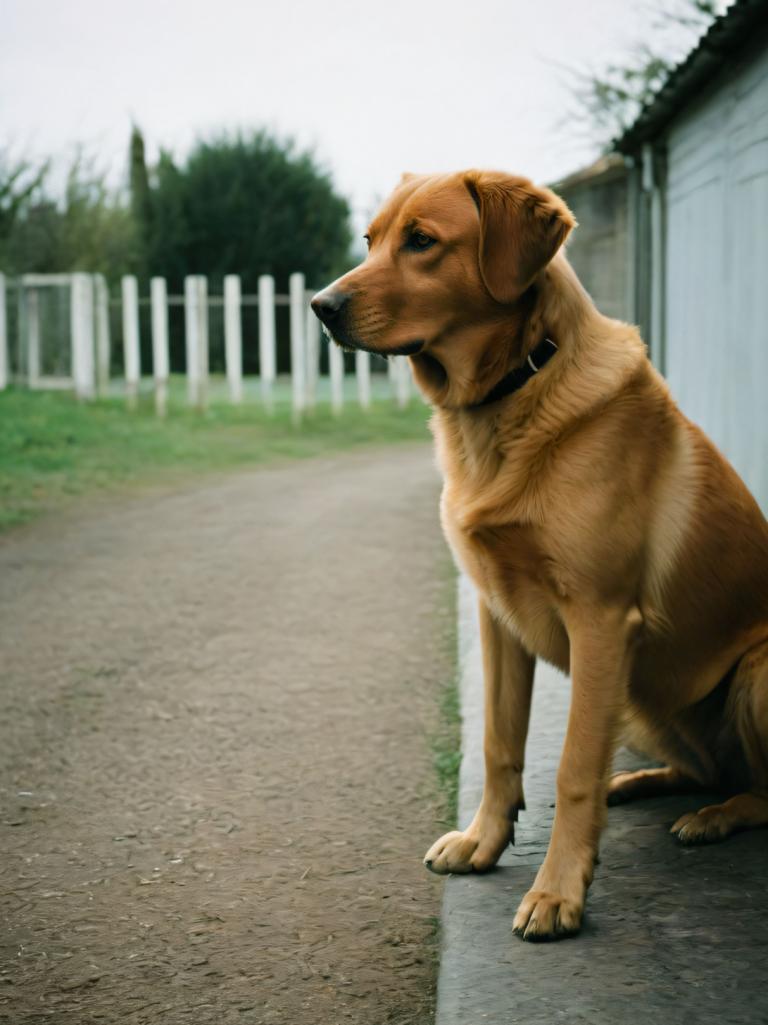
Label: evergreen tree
xmin=145 ymin=130 xmax=352 ymax=293
xmin=128 ymin=125 xmax=152 ymax=275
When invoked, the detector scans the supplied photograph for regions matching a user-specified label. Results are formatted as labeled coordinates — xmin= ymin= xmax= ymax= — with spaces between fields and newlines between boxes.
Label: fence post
xmin=393 ymin=356 xmax=410 ymax=408
xmin=0 ymin=273 xmax=7 ymax=390
xmin=258 ymin=274 xmax=276 ymax=411
xmin=387 ymin=353 xmax=397 ymax=393
xmin=94 ymin=274 xmax=111 ymax=397
xmin=121 ymin=275 xmax=140 ymax=408
xmin=305 ymin=297 xmax=320 ymax=411
xmin=329 ymin=342 xmax=344 ymax=414
xmin=71 ymin=273 xmax=95 ymax=400
xmin=224 ymin=274 xmax=243 ymax=404
xmin=151 ymin=277 xmax=169 ymax=417
xmin=196 ymin=275 xmax=209 ymax=411
xmin=184 ymin=275 xmax=200 ymax=407
xmin=27 ymin=287 xmax=41 ymax=387
xmin=355 ymin=350 xmax=371 ymax=410
xmin=289 ymin=272 xmax=306 ymax=420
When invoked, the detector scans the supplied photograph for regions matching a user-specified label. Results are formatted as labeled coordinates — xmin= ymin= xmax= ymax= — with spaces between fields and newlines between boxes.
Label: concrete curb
xmin=435 ymin=575 xmax=768 ymax=1025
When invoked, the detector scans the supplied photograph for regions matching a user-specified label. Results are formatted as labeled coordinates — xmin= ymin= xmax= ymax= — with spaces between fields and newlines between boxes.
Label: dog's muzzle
xmin=311 ymin=288 xmax=425 ymax=357
xmin=310 ymin=289 xmax=351 ymax=338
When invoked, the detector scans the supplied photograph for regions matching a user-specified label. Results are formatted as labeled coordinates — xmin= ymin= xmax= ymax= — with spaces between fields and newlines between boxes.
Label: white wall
xmin=664 ymin=39 xmax=768 ymax=511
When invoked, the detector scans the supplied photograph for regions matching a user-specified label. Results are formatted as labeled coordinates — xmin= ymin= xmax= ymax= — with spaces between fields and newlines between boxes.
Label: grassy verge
xmin=431 ymin=554 xmax=462 ymax=830
xmin=0 ymin=383 xmax=432 ymax=531
xmin=432 ymin=675 xmax=462 ymax=829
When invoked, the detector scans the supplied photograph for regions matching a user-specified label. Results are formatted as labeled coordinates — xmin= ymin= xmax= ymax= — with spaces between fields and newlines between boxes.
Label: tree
xmin=144 ymin=150 xmax=189 ymax=289
xmin=146 ymin=130 xmax=352 ymax=292
xmin=569 ymin=0 xmax=721 ymax=148
xmin=1 ymin=128 xmax=352 ymax=301
xmin=129 ymin=125 xmax=152 ymax=275
xmin=0 ymin=147 xmax=140 ymax=280
xmin=0 ymin=150 xmax=47 ymax=245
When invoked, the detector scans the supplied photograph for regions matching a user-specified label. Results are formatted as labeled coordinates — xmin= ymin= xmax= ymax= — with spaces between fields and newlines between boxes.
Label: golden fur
xmin=312 ymin=170 xmax=768 ymax=942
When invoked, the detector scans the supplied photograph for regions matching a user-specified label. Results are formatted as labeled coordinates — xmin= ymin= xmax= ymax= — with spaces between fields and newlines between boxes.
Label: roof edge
xmin=551 ymin=154 xmax=627 ymax=193
xmin=614 ymin=0 xmax=768 ymax=153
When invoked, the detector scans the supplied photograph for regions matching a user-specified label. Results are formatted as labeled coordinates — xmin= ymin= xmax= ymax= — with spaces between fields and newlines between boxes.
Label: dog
xmin=311 ymin=170 xmax=768 ymax=942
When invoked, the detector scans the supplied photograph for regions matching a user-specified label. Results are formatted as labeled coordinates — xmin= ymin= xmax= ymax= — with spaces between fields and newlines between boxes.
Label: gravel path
xmin=0 ymin=445 xmax=454 ymax=1025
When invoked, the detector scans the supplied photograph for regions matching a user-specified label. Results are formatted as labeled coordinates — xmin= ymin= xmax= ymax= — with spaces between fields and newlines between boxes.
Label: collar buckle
xmin=470 ymin=335 xmax=558 ymax=409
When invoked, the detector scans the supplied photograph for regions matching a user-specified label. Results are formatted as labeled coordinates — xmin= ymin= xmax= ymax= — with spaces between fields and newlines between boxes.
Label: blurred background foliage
xmin=0 ymin=148 xmax=141 ymax=282
xmin=0 ymin=128 xmax=353 ymax=292
xmin=0 ymin=0 xmax=716 ymax=292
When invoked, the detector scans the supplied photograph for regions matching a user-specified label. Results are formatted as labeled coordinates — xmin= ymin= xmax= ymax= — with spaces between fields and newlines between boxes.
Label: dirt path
xmin=0 ymin=445 xmax=454 ymax=1025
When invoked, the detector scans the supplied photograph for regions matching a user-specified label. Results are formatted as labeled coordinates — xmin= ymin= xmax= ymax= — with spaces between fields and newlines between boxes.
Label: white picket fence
xmin=0 ymin=270 xmax=413 ymax=416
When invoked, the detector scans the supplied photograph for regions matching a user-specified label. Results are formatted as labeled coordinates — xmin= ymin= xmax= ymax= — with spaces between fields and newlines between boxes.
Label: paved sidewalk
xmin=437 ymin=576 xmax=768 ymax=1025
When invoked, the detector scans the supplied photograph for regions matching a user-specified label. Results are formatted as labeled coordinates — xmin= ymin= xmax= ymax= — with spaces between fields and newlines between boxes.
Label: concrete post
xmin=329 ymin=342 xmax=344 ymax=415
xmin=121 ymin=274 xmax=141 ymax=408
xmin=27 ymin=287 xmax=41 ymax=387
xmin=196 ymin=275 xmax=209 ymax=411
xmin=258 ymin=274 xmax=276 ymax=411
xmin=151 ymin=277 xmax=170 ymax=417
xmin=305 ymin=297 xmax=320 ymax=410
xmin=355 ymin=350 xmax=371 ymax=410
xmin=94 ymin=274 xmax=111 ymax=397
xmin=387 ymin=353 xmax=397 ymax=394
xmin=394 ymin=356 xmax=410 ymax=409
xmin=72 ymin=273 xmax=95 ymax=400
xmin=224 ymin=274 xmax=243 ymax=404
xmin=184 ymin=275 xmax=200 ymax=407
xmin=289 ymin=272 xmax=306 ymax=419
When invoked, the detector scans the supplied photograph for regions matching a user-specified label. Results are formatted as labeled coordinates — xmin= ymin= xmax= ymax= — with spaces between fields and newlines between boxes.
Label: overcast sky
xmin=2 ymin=0 xmax=708 ymax=229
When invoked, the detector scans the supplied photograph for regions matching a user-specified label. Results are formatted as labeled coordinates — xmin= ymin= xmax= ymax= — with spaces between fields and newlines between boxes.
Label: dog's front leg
xmin=425 ymin=597 xmax=535 ymax=873
xmin=513 ymin=603 xmax=639 ymax=941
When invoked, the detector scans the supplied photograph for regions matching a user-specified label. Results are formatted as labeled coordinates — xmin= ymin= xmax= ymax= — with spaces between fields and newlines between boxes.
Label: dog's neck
xmin=410 ymin=254 xmax=593 ymax=411
xmin=422 ymin=255 xmax=650 ymax=492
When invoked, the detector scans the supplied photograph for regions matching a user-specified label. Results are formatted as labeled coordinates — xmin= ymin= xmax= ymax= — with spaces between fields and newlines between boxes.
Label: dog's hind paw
xmin=668 ymin=793 xmax=768 ymax=845
xmin=671 ymin=806 xmax=734 ymax=844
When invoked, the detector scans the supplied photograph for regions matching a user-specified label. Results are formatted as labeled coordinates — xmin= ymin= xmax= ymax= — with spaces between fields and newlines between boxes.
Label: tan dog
xmin=311 ymin=170 xmax=768 ymax=942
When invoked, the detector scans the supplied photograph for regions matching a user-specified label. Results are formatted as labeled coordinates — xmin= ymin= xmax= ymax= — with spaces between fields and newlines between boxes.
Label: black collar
xmin=470 ymin=336 xmax=558 ymax=409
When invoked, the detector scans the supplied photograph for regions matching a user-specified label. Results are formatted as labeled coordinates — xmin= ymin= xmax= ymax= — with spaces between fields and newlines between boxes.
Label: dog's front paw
xmin=512 ymin=889 xmax=583 ymax=942
xmin=424 ymin=815 xmax=513 ymax=875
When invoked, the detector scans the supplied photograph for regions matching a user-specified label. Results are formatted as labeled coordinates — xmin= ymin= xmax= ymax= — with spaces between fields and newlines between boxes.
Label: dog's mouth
xmin=320 ymin=324 xmax=424 ymax=358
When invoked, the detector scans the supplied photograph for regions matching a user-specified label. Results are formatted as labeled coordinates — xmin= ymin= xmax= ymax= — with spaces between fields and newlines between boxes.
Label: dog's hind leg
xmin=671 ymin=638 xmax=768 ymax=845
xmin=607 ymin=766 xmax=704 ymax=806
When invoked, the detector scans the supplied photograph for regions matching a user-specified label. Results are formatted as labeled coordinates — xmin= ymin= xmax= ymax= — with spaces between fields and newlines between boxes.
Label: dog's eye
xmin=363 ymin=234 xmax=371 ymax=249
xmin=406 ymin=230 xmax=436 ymax=252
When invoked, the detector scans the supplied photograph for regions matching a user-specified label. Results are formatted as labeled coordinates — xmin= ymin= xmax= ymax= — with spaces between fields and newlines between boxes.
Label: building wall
xmin=663 ymin=37 xmax=768 ymax=510
xmin=556 ymin=164 xmax=631 ymax=322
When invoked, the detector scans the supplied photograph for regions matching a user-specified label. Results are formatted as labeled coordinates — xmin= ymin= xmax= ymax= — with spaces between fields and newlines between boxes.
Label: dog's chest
xmin=441 ymin=488 xmax=570 ymax=669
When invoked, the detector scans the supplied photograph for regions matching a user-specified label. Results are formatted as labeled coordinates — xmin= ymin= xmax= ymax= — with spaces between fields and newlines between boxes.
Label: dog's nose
xmin=311 ymin=290 xmax=349 ymax=326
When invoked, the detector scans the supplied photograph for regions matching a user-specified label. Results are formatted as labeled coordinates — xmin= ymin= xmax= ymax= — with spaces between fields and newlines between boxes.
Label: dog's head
xmin=311 ymin=170 xmax=574 ymax=397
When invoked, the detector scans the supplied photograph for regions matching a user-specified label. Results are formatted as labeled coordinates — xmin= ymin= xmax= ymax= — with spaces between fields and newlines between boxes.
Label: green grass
xmin=0 ymin=381 xmax=433 ymax=531
xmin=430 ymin=553 xmax=462 ymax=829
xmin=432 ymin=661 xmax=461 ymax=829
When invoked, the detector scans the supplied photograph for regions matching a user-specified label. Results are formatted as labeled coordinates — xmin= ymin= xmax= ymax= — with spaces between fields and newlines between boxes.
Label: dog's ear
xmin=464 ymin=171 xmax=576 ymax=303
xmin=399 ymin=171 xmax=419 ymax=185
